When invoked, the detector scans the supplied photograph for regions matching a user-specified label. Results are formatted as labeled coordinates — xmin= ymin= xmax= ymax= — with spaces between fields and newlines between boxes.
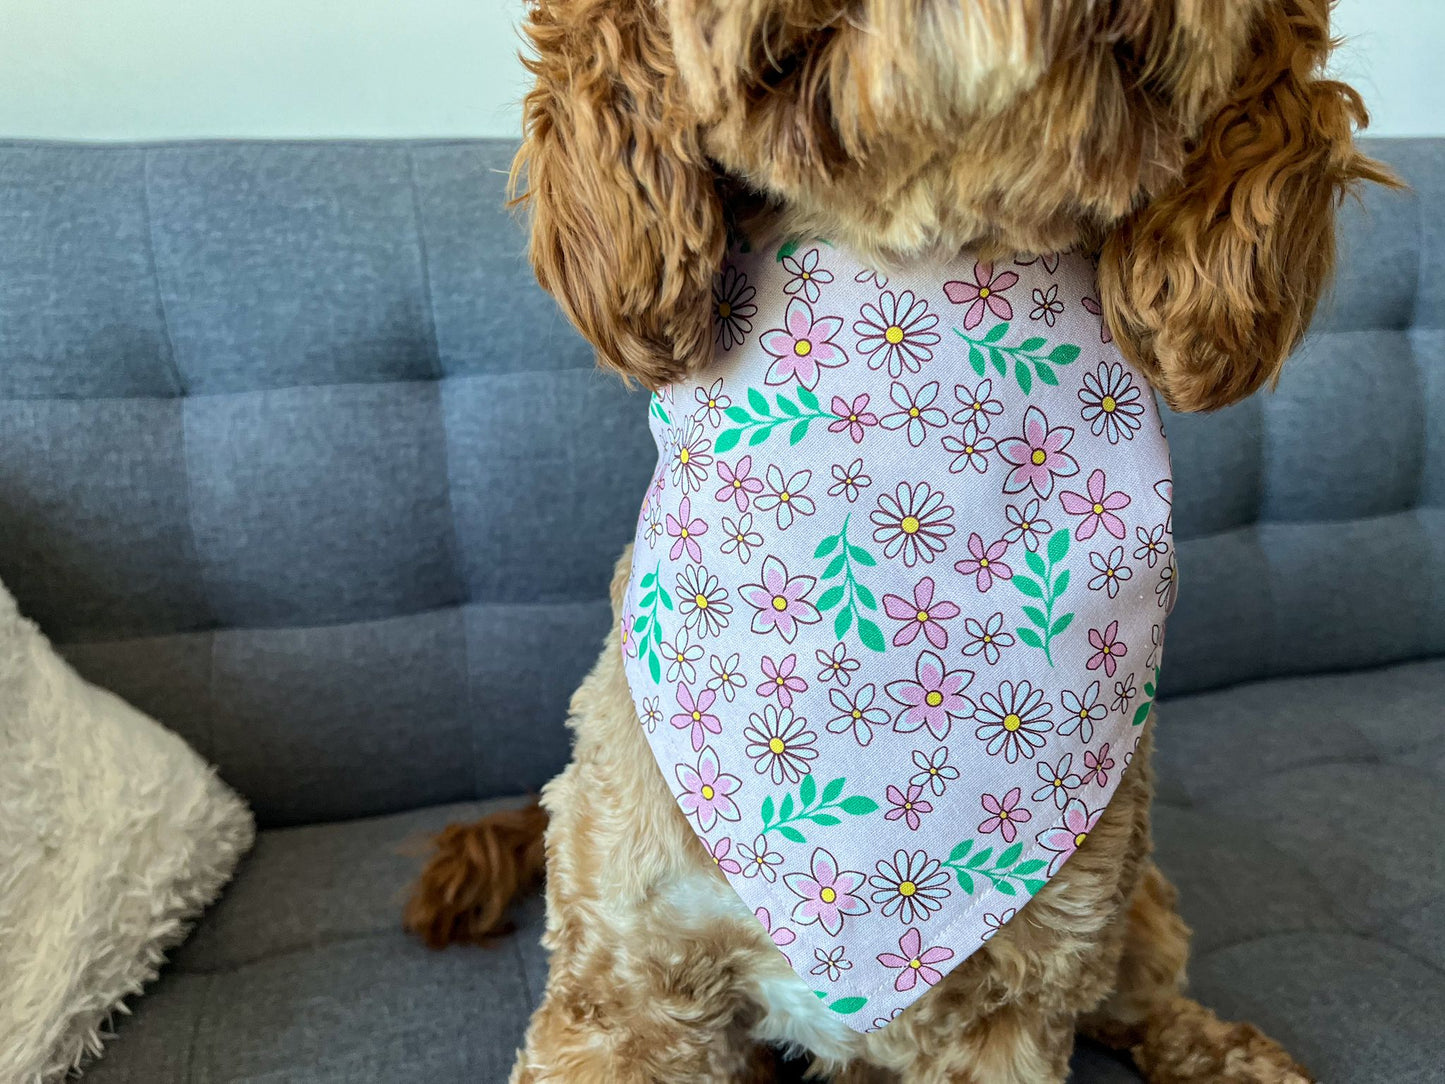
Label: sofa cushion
xmin=83 ymin=661 xmax=1444 ymax=1083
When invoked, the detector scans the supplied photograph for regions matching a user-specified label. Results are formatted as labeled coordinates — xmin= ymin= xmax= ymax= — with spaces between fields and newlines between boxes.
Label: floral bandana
xmin=620 ymin=239 xmax=1175 ymax=1032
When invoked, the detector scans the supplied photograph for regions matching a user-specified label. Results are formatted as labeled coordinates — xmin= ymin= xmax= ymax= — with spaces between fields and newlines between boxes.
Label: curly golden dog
xmin=407 ymin=2 xmax=1393 ymax=1080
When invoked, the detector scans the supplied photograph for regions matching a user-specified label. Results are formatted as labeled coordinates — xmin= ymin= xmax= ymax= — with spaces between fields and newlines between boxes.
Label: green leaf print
xmin=715 ymin=388 xmax=840 ymax=452
xmin=811 ymin=993 xmax=869 ymax=1015
xmin=953 ymin=322 xmax=1082 ymax=394
xmin=648 ymin=394 xmax=671 ymax=426
xmin=632 ymin=561 xmax=670 ymax=685
xmin=942 ymin=837 xmax=1047 ymax=896
xmin=1132 ymin=666 xmax=1162 ymax=726
xmin=759 ymin=776 xmax=878 ymax=843
xmin=1013 ymin=528 xmax=1073 ymax=666
xmin=810 ymin=515 xmax=886 ymax=654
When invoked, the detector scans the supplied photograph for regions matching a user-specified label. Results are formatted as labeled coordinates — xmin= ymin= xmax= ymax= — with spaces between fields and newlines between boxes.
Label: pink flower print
xmin=784 ymin=848 xmax=870 ymax=935
xmin=1003 ymin=498 xmax=1052 ymax=552
xmin=1081 ymin=295 xmax=1113 ymax=343
xmin=815 ymin=642 xmax=860 ymax=687
xmin=881 ymin=576 xmax=959 ymax=649
xmin=675 ymin=745 xmax=741 ymax=831
xmin=854 ymin=290 xmax=941 ymax=377
xmin=974 ymin=679 xmax=1052 ymax=763
xmin=954 ymin=533 xmax=1013 ymax=593
xmin=708 ymin=837 xmax=743 ymax=875
xmin=885 ymin=783 xmax=934 ymax=831
xmin=998 ymin=406 xmax=1078 ymax=498
xmin=693 ymin=378 xmax=731 ymax=426
xmin=911 ymin=746 xmax=960 ymax=796
xmin=671 ymin=683 xmax=721 ymax=752
xmin=827 ymin=393 xmax=879 ymax=443
xmin=760 ymin=298 xmax=847 ymax=389
xmin=1082 ymin=743 xmax=1116 ymax=788
xmin=961 ymin=611 xmax=1015 ymax=665
xmin=754 ymin=464 xmax=815 ymax=530
xmin=978 ymin=786 xmax=1031 ymax=844
xmin=1032 ymin=753 xmax=1082 ymax=809
xmin=1134 ymin=523 xmax=1169 ymax=568
xmin=826 ymin=683 xmax=891 ymax=747
xmin=880 ymin=380 xmax=948 ymax=447
xmin=810 ymin=945 xmax=852 ymax=981
xmin=714 ymin=455 xmax=763 ymax=512
xmin=714 ymin=266 xmax=757 ymax=350
xmin=886 ymin=650 xmax=975 ymax=740
xmin=951 ymin=378 xmax=1005 ymax=433
xmin=828 ymin=458 xmax=871 ymax=502
xmin=743 ymin=704 xmax=818 ymax=784
xmin=1086 ymin=620 xmax=1127 ymax=678
xmin=877 ymin=928 xmax=954 ymax=992
xmin=1030 ymin=283 xmax=1064 ymax=326
xmin=741 ymin=556 xmax=821 ymax=642
xmin=981 ymin=908 xmax=1017 ymax=940
xmin=942 ymin=420 xmax=996 ymax=475
xmin=666 ymin=496 xmax=708 ymax=562
xmin=944 ymin=261 xmax=1019 ymax=329
xmin=1078 ymin=361 xmax=1144 ymax=443
xmin=740 ymin=835 xmax=784 ymax=882
xmin=754 ymin=905 xmax=796 ymax=959
xmin=1058 ymin=681 xmax=1106 ymax=742
xmin=1060 ymin=469 xmax=1131 ymax=541
xmin=757 ymin=653 xmax=808 ymax=709
xmin=783 ymin=247 xmax=834 ymax=303
xmin=1087 ymin=546 xmax=1132 ymax=598
xmin=1036 ymin=798 xmax=1104 ymax=874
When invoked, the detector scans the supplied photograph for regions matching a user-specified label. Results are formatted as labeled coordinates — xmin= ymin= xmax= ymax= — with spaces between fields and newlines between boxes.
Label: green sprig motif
xmin=942 ymin=839 xmax=1048 ymax=897
xmin=715 ymin=386 xmax=838 ymax=453
xmin=812 ymin=991 xmax=869 ymax=1015
xmin=952 ymin=321 xmax=1081 ymax=395
xmin=1132 ymin=666 xmax=1162 ymax=726
xmin=812 ymin=515 xmax=886 ymax=653
xmin=759 ymin=774 xmax=878 ymax=845
xmin=630 ymin=562 xmax=673 ymax=684
xmin=648 ymin=393 xmax=671 ymax=427
xmin=1013 ymin=528 xmax=1074 ymax=667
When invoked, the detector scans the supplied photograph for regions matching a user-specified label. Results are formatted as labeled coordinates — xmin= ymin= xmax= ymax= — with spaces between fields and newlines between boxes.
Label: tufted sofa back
xmin=0 ymin=139 xmax=1439 ymax=827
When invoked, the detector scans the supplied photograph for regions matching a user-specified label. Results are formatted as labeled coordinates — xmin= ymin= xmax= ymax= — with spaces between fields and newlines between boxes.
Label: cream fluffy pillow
xmin=0 ymin=582 xmax=254 ymax=1083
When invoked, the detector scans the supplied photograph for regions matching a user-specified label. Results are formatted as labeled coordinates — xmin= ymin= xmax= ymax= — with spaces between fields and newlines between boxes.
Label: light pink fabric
xmin=621 ymin=239 xmax=1174 ymax=1031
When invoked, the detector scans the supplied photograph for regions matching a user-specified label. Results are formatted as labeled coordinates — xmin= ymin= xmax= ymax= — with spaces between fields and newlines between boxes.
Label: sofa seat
xmin=82 ymin=659 xmax=1445 ymax=1084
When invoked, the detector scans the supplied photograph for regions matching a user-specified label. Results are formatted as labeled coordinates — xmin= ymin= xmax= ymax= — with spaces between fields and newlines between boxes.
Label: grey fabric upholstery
xmin=0 ymin=138 xmax=1439 ymax=1082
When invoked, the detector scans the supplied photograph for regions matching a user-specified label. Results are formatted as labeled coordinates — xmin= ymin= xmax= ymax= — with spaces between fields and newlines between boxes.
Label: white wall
xmin=0 ymin=0 xmax=1440 ymax=140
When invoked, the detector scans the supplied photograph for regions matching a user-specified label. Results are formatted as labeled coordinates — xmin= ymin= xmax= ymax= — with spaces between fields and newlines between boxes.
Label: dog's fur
xmin=408 ymin=2 xmax=1394 ymax=1080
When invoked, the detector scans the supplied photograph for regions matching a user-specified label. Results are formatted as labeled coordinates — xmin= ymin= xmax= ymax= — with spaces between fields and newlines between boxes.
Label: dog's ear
xmin=1097 ymin=0 xmax=1400 ymax=413
xmin=512 ymin=0 xmax=726 ymax=390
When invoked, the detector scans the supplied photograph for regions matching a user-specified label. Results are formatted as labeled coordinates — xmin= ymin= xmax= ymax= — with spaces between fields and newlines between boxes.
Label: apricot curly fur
xmin=409 ymin=0 xmax=1397 ymax=1079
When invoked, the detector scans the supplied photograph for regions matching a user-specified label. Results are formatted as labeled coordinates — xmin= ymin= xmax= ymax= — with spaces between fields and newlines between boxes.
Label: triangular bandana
xmin=621 ymin=239 xmax=1174 ymax=1032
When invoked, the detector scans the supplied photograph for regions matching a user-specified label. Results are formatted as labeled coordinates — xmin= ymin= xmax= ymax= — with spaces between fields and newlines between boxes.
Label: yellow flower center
xmin=1092 ymin=502 xmax=1104 ymax=515
xmin=979 ymin=287 xmax=991 ymax=298
xmin=909 ymin=958 xmax=922 ymax=969
xmin=925 ymin=691 xmax=944 ymax=707
xmin=1080 ymin=709 xmax=1089 ymax=719
xmin=1101 ymin=395 xmax=1117 ymax=412
xmin=849 ymin=414 xmax=858 ymax=422
xmin=1054 ymin=777 xmax=1063 ymax=787
xmin=852 ymin=709 xmax=862 ymax=719
xmin=691 ymin=711 xmax=701 ymax=722
xmin=772 ymin=595 xmax=789 ymax=611
xmin=780 ymin=491 xmax=791 ymax=502
xmin=909 ymin=407 xmax=920 ymax=418
xmin=973 ymin=401 xmax=982 ymax=410
xmin=801 ymin=271 xmax=811 ymax=280
xmin=899 ymin=880 xmax=917 ymax=896
xmin=733 ymin=479 xmax=742 ymax=489
xmin=1106 ymin=569 xmax=1114 ymax=578
xmin=736 ymin=534 xmax=746 ymax=543
xmin=769 ymin=737 xmax=786 ymax=754
xmin=708 ymin=399 xmax=716 ymax=408
xmin=820 ymin=887 xmax=837 ymax=904
xmin=1074 ymin=832 xmax=1089 ymax=847
xmin=1102 ymin=644 xmax=1112 ymax=655
xmin=701 ymin=785 xmax=715 ymax=800
xmin=776 ymin=677 xmax=786 ymax=687
xmin=916 ymin=610 xmax=929 ymax=622
xmin=718 ymin=302 xmax=732 ymax=318
xmin=794 ymin=339 xmax=813 ymax=357
xmin=901 ymin=515 xmax=920 ymax=534
xmin=885 ymin=325 xmax=905 ymax=344
xmin=929 ymin=767 xmax=938 ymax=776
xmin=695 ymin=594 xmax=708 ymax=608
xmin=680 ymin=527 xmax=689 ymax=538
xmin=998 ymin=809 xmax=1010 ymax=820
xmin=1003 ymin=713 xmax=1022 ymax=732
xmin=965 ymin=445 xmax=974 ymax=454
xmin=979 ymin=557 xmax=989 ymax=568
xmin=1031 ymin=449 xmax=1047 ymax=465
xmin=679 ymin=448 xmax=690 ymax=464
xmin=904 ymin=802 xmax=913 ymax=811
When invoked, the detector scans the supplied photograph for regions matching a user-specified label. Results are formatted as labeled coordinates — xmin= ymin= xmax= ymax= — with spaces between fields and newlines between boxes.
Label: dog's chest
xmin=621 ymin=239 xmax=1176 ymax=1033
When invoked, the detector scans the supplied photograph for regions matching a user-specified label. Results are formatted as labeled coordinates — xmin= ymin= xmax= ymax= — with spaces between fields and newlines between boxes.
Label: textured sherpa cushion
xmin=0 ymin=582 xmax=254 ymax=1083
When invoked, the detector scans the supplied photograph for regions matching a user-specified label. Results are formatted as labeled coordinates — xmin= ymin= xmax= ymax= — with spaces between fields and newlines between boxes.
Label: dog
xmin=407 ymin=2 xmax=1393 ymax=1080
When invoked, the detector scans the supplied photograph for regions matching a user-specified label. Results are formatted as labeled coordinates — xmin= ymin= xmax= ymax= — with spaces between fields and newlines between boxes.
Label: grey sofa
xmin=0 ymin=138 xmax=1439 ymax=1083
